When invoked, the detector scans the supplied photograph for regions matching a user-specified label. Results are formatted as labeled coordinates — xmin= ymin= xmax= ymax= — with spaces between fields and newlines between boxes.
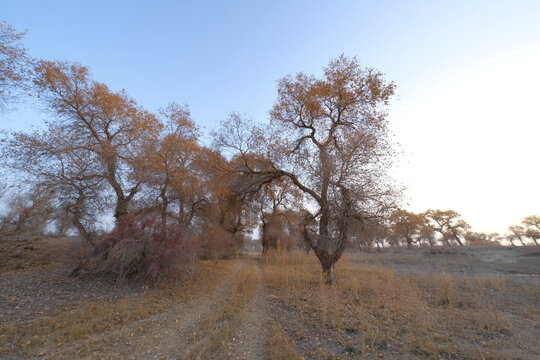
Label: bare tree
xmin=215 ymin=55 xmax=399 ymax=283
xmin=2 ymin=128 xmax=105 ymax=242
xmin=350 ymin=218 xmax=389 ymax=251
xmin=190 ymin=148 xmax=260 ymax=257
xmin=424 ymin=209 xmax=470 ymax=246
xmin=250 ymin=177 xmax=300 ymax=254
xmin=464 ymin=231 xmax=500 ymax=246
xmin=505 ymin=233 xmax=517 ymax=246
xmin=137 ymin=102 xmax=202 ymax=226
xmin=0 ymin=21 xmax=31 ymax=112
xmin=522 ymin=215 xmax=540 ymax=246
xmin=418 ymin=219 xmax=437 ymax=247
xmin=508 ymin=225 xmax=528 ymax=246
xmin=33 ymin=60 xmax=161 ymax=222
xmin=0 ymin=186 xmax=55 ymax=236
xmin=389 ymin=209 xmax=424 ymax=249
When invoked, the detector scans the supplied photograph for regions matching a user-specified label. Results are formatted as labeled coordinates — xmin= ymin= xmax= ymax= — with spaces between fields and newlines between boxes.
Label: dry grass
xmin=0 ymin=260 xmax=233 ymax=358
xmin=2 ymin=239 xmax=539 ymax=359
xmin=182 ymin=262 xmax=259 ymax=360
xmin=0 ymin=236 xmax=75 ymax=272
xmin=268 ymin=324 xmax=303 ymax=360
xmin=263 ymin=250 xmax=540 ymax=359
xmin=1 ymin=297 xmax=155 ymax=353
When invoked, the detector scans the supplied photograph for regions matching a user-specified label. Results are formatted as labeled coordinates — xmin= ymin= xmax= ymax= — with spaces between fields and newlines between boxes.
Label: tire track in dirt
xmin=133 ymin=264 xmax=249 ymax=360
xmin=179 ymin=258 xmax=269 ymax=360
xmin=47 ymin=262 xmax=242 ymax=359
xmin=226 ymin=260 xmax=269 ymax=360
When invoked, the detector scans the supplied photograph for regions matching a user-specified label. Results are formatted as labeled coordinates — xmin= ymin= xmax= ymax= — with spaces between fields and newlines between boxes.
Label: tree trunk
xmin=179 ymin=200 xmax=185 ymax=225
xmin=160 ymin=188 xmax=168 ymax=228
xmin=406 ymin=237 xmax=413 ymax=249
xmin=441 ymin=235 xmax=451 ymax=247
xmin=72 ymin=190 xmax=93 ymax=245
xmin=313 ymin=231 xmax=347 ymax=285
xmin=320 ymin=256 xmax=337 ymax=285
xmin=300 ymin=183 xmax=350 ymax=285
xmin=323 ymin=263 xmax=336 ymax=284
xmin=261 ymin=220 xmax=270 ymax=255
xmin=73 ymin=216 xmax=92 ymax=244
xmin=451 ymin=230 xmax=465 ymax=246
xmin=106 ymin=159 xmax=139 ymax=221
xmin=114 ymin=198 xmax=129 ymax=219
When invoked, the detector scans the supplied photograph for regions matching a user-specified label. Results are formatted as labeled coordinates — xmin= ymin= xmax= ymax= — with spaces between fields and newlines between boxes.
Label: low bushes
xmin=94 ymin=215 xmax=197 ymax=282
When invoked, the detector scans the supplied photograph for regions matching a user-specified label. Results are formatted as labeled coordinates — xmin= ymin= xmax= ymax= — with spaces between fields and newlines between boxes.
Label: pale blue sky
xmin=2 ymin=0 xmax=540 ymax=233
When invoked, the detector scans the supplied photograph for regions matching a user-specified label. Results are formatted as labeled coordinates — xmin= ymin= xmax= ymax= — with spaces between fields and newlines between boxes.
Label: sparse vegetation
xmin=1 ymin=235 xmax=539 ymax=358
xmin=268 ymin=325 xmax=303 ymax=360
xmin=262 ymin=250 xmax=540 ymax=359
xmin=0 ymin=12 xmax=538 ymax=360
xmin=0 ymin=238 xmax=234 ymax=358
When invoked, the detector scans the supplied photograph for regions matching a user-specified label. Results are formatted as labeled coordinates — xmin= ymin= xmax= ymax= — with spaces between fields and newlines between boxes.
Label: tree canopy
xmin=215 ymin=55 xmax=399 ymax=282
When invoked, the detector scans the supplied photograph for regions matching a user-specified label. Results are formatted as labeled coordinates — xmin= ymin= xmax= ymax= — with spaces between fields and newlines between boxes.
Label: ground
xmin=1 ymin=238 xmax=539 ymax=359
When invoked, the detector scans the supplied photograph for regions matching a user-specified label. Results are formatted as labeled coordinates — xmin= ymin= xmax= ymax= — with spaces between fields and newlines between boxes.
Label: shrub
xmin=94 ymin=214 xmax=197 ymax=282
xmin=197 ymin=222 xmax=239 ymax=260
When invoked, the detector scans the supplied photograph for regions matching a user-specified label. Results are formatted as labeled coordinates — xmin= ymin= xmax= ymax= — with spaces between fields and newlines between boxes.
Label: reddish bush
xmin=94 ymin=215 xmax=197 ymax=282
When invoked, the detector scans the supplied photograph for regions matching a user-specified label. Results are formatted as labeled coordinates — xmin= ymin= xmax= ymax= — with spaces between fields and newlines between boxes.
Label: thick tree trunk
xmin=72 ymin=190 xmax=93 ymax=245
xmin=300 ymin=172 xmax=349 ymax=284
xmin=321 ymin=257 xmax=337 ymax=284
xmin=323 ymin=262 xmax=336 ymax=284
xmin=114 ymin=198 xmax=129 ymax=219
xmin=112 ymin=184 xmax=140 ymax=221
xmin=73 ymin=216 xmax=92 ymax=244
xmin=106 ymin=160 xmax=139 ymax=221
xmin=406 ymin=237 xmax=413 ymax=249
xmin=261 ymin=220 xmax=270 ymax=255
xmin=312 ymin=228 xmax=347 ymax=285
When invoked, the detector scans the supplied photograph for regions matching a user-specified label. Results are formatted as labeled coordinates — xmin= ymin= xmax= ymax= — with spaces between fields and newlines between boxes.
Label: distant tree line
xmin=354 ymin=209 xmax=540 ymax=250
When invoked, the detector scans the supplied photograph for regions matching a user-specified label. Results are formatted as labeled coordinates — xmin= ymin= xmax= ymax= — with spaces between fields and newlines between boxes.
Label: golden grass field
xmin=263 ymin=249 xmax=540 ymax=359
xmin=1 ymin=238 xmax=539 ymax=359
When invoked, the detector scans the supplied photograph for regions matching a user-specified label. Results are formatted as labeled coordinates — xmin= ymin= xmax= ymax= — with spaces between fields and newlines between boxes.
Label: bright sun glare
xmin=392 ymin=46 xmax=540 ymax=234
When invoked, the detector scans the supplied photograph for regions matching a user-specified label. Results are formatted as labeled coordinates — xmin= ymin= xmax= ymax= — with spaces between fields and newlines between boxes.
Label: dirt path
xmin=180 ymin=259 xmax=270 ymax=360
xmin=5 ymin=247 xmax=538 ymax=359
xmin=227 ymin=261 xmax=269 ymax=360
xmin=47 ymin=262 xmax=243 ymax=359
xmin=48 ymin=259 xmax=272 ymax=360
xmin=1 ymin=257 xmax=276 ymax=360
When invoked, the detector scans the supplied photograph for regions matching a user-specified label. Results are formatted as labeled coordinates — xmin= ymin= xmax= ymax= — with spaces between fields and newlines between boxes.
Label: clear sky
xmin=2 ymin=0 xmax=539 ymax=234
